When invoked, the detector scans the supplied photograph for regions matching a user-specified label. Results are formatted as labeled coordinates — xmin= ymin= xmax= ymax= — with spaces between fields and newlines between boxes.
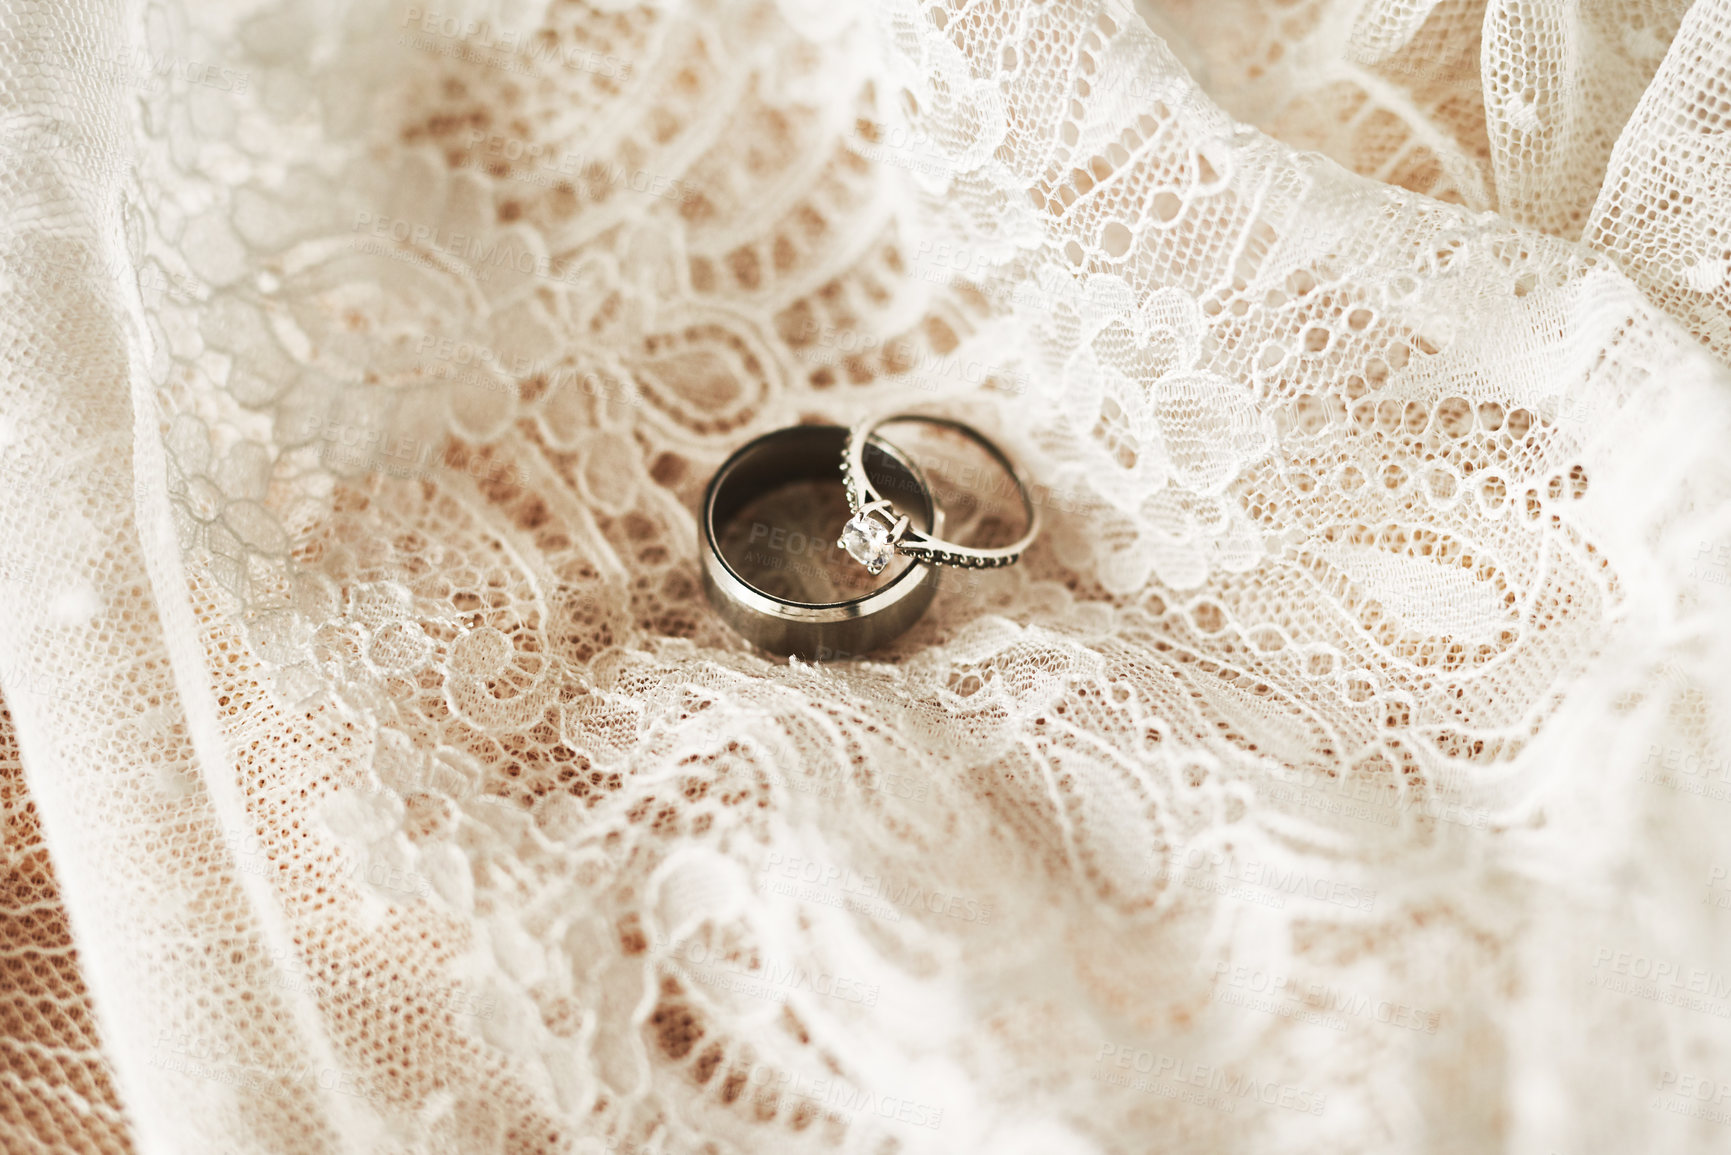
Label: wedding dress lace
xmin=4 ymin=0 xmax=1731 ymax=1151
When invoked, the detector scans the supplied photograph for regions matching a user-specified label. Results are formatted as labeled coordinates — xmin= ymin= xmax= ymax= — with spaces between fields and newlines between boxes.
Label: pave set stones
xmin=907 ymin=546 xmax=999 ymax=568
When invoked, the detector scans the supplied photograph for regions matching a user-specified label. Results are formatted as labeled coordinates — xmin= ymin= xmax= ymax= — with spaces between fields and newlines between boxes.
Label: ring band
xmin=840 ymin=414 xmax=1039 ymax=573
xmin=701 ymin=424 xmax=943 ymax=660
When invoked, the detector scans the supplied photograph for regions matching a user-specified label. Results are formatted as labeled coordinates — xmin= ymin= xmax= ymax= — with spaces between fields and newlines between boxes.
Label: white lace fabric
xmin=3 ymin=0 xmax=1731 ymax=1151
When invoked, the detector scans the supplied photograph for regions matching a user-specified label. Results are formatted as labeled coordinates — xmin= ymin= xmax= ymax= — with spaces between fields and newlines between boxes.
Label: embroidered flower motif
xmin=1037 ymin=277 xmax=1269 ymax=591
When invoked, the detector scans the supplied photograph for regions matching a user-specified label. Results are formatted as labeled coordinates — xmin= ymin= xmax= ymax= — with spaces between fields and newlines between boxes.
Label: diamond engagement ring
xmin=701 ymin=424 xmax=944 ymax=660
xmin=840 ymin=414 xmax=1039 ymax=574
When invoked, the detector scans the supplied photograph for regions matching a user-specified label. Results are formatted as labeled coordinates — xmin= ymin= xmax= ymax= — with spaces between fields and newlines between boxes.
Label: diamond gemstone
xmin=839 ymin=513 xmax=894 ymax=575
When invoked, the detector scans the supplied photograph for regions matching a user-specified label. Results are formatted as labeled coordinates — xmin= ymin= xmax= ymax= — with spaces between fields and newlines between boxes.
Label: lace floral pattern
xmin=2 ymin=0 xmax=1731 ymax=1152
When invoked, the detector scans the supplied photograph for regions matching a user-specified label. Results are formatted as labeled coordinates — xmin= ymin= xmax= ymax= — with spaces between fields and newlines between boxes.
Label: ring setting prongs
xmin=839 ymin=499 xmax=909 ymax=575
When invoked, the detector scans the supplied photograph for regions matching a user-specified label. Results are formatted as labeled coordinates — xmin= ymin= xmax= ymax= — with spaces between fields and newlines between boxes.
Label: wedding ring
xmin=701 ymin=424 xmax=943 ymax=660
xmin=839 ymin=414 xmax=1038 ymax=573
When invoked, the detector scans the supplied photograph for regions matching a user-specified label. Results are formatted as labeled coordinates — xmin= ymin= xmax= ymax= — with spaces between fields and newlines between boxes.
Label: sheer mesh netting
xmin=4 ymin=0 xmax=1731 ymax=1151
